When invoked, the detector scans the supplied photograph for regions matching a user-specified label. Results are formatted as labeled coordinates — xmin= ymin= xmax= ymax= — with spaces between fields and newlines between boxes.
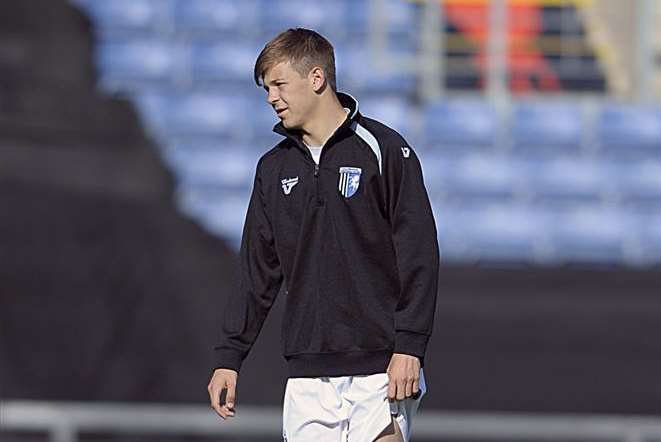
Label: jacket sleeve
xmin=385 ymin=137 xmax=440 ymax=361
xmin=213 ymin=158 xmax=283 ymax=373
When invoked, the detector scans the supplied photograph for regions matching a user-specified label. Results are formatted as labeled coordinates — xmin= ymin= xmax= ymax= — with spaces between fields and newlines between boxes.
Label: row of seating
xmin=175 ymin=183 xmax=661 ymax=265
xmin=162 ymin=142 xmax=661 ymax=209
xmin=73 ymin=0 xmax=418 ymax=39
xmin=434 ymin=201 xmax=661 ymax=266
xmin=131 ymin=91 xmax=661 ymax=155
xmin=95 ymin=39 xmax=418 ymax=98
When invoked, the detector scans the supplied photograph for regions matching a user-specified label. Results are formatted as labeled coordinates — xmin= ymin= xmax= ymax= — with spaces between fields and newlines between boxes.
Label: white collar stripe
xmin=350 ymin=121 xmax=382 ymax=175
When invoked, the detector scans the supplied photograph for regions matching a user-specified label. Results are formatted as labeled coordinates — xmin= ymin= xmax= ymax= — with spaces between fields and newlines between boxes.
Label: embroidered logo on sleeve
xmin=281 ymin=177 xmax=299 ymax=195
xmin=401 ymin=146 xmax=411 ymax=158
xmin=338 ymin=166 xmax=362 ymax=198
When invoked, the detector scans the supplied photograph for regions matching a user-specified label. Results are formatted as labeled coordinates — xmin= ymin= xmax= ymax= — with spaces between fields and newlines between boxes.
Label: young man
xmin=207 ymin=28 xmax=440 ymax=442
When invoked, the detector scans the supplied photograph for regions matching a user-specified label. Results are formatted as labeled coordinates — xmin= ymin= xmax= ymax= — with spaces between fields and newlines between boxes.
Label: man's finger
xmin=387 ymin=376 xmax=397 ymax=400
xmin=209 ymin=383 xmax=221 ymax=412
xmin=220 ymin=404 xmax=234 ymax=418
xmin=211 ymin=391 xmax=226 ymax=419
xmin=208 ymin=378 xmax=228 ymax=420
xmin=405 ymin=376 xmax=413 ymax=398
xmin=396 ymin=379 xmax=406 ymax=401
xmin=412 ymin=377 xmax=420 ymax=397
xmin=226 ymin=382 xmax=236 ymax=410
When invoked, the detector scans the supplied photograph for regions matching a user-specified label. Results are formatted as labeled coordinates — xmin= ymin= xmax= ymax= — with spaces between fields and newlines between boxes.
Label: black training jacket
xmin=213 ymin=92 xmax=440 ymax=378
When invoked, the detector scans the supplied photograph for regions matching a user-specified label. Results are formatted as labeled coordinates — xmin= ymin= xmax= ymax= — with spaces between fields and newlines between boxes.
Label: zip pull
xmin=314 ymin=163 xmax=319 ymax=177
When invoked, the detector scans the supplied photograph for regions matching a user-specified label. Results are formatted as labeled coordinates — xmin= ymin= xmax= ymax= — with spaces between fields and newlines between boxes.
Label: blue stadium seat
xmin=190 ymin=41 xmax=262 ymax=83
xmin=169 ymin=94 xmax=253 ymax=137
xmin=422 ymin=100 xmax=500 ymax=150
xmin=175 ymin=185 xmax=250 ymax=248
xmin=132 ymin=92 xmax=171 ymax=139
xmin=358 ymin=95 xmax=418 ymax=143
xmin=614 ymin=160 xmax=661 ymax=205
xmin=511 ymin=101 xmax=584 ymax=153
xmin=132 ymin=92 xmax=253 ymax=139
xmin=96 ymin=40 xmax=183 ymax=91
xmin=166 ymin=147 xmax=259 ymax=189
xmin=422 ymin=153 xmax=526 ymax=201
xmin=346 ymin=0 xmax=420 ymax=43
xmin=527 ymin=157 xmax=614 ymax=202
xmin=633 ymin=210 xmax=661 ymax=265
xmin=72 ymin=0 xmax=172 ymax=33
xmin=174 ymin=0 xmax=260 ymax=35
xmin=547 ymin=204 xmax=634 ymax=264
xmin=435 ymin=202 xmax=554 ymax=263
xmin=596 ymin=104 xmax=661 ymax=156
xmin=251 ymin=99 xmax=284 ymax=145
xmin=258 ymin=0 xmax=349 ymax=37
xmin=335 ymin=45 xmax=417 ymax=95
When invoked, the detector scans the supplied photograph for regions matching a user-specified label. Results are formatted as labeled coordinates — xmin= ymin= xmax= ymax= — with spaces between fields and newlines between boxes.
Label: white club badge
xmin=338 ymin=167 xmax=362 ymax=198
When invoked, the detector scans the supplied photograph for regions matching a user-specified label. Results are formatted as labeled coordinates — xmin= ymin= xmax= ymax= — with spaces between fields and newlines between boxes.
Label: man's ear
xmin=309 ymin=66 xmax=326 ymax=92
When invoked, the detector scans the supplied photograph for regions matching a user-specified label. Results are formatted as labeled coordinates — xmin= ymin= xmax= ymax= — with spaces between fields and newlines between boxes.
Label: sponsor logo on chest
xmin=281 ymin=176 xmax=298 ymax=195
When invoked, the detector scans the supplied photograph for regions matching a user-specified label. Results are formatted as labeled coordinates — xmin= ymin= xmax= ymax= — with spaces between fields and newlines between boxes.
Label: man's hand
xmin=386 ymin=353 xmax=421 ymax=401
xmin=208 ymin=368 xmax=238 ymax=420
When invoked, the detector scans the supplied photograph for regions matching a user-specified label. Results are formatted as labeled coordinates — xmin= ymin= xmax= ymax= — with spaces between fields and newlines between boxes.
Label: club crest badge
xmin=281 ymin=176 xmax=298 ymax=195
xmin=338 ymin=166 xmax=362 ymax=198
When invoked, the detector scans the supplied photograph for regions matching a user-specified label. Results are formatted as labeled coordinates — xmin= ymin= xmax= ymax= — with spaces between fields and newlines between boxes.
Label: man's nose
xmin=267 ymin=90 xmax=279 ymax=105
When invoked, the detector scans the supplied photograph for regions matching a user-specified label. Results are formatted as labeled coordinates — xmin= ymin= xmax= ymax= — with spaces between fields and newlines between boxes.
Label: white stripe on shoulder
xmin=350 ymin=121 xmax=382 ymax=175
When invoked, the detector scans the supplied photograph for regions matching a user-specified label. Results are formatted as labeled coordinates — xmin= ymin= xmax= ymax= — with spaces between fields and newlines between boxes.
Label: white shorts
xmin=282 ymin=368 xmax=427 ymax=442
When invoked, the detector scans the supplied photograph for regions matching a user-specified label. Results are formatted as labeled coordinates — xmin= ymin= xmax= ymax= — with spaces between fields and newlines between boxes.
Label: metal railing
xmin=370 ymin=0 xmax=660 ymax=101
xmin=4 ymin=400 xmax=661 ymax=442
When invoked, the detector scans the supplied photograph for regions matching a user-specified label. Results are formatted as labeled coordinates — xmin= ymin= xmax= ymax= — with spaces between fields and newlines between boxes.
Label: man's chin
xmin=281 ymin=119 xmax=300 ymax=130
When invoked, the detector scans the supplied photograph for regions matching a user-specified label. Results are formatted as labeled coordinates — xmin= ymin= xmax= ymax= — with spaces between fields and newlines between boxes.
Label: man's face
xmin=262 ymin=61 xmax=316 ymax=130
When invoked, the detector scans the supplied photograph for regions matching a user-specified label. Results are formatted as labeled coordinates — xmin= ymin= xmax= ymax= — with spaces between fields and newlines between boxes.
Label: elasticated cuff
xmin=393 ymin=330 xmax=429 ymax=359
xmin=212 ymin=347 xmax=244 ymax=374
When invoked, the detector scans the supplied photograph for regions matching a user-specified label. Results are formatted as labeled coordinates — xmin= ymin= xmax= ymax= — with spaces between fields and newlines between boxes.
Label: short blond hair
xmin=254 ymin=28 xmax=337 ymax=92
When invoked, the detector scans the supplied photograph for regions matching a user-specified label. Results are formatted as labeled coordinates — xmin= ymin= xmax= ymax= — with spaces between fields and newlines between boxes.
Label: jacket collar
xmin=272 ymin=92 xmax=361 ymax=150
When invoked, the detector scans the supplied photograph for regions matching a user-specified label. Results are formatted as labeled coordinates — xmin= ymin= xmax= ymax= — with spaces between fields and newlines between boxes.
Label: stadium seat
xmin=72 ymin=0 xmax=171 ymax=34
xmin=175 ymin=184 xmax=250 ymax=248
xmin=547 ymin=204 xmax=634 ymax=264
xmin=190 ymin=41 xmax=262 ymax=83
xmin=422 ymin=152 xmax=526 ymax=201
xmin=132 ymin=92 xmax=253 ymax=139
xmin=96 ymin=40 xmax=184 ymax=91
xmin=358 ymin=95 xmax=418 ymax=143
xmin=422 ymin=100 xmax=500 ymax=151
xmin=511 ymin=101 xmax=584 ymax=153
xmin=335 ymin=44 xmax=417 ymax=96
xmin=613 ymin=160 xmax=661 ymax=205
xmin=174 ymin=0 xmax=260 ymax=35
xmin=596 ymin=104 xmax=661 ymax=156
xmin=632 ymin=210 xmax=661 ymax=265
xmin=346 ymin=0 xmax=420 ymax=43
xmin=164 ymin=145 xmax=259 ymax=190
xmin=435 ymin=201 xmax=554 ymax=263
xmin=132 ymin=92 xmax=171 ymax=140
xmin=258 ymin=0 xmax=349 ymax=37
xmin=526 ymin=157 xmax=614 ymax=203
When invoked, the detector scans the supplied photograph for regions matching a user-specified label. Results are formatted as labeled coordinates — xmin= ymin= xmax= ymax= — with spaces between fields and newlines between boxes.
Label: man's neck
xmin=300 ymin=95 xmax=349 ymax=148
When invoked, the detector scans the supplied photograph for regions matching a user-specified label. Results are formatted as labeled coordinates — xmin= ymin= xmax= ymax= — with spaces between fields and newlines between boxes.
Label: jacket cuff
xmin=394 ymin=330 xmax=429 ymax=359
xmin=213 ymin=348 xmax=244 ymax=373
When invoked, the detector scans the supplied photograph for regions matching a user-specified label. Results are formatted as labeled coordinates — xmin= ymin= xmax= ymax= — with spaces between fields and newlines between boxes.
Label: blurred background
xmin=1 ymin=0 xmax=661 ymax=441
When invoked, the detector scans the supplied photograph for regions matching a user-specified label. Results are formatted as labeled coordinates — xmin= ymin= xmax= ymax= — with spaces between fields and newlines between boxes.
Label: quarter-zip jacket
xmin=213 ymin=92 xmax=440 ymax=378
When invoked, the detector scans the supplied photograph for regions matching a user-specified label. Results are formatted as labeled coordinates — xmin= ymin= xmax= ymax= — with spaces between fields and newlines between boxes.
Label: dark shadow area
xmin=0 ymin=0 xmax=286 ymax=405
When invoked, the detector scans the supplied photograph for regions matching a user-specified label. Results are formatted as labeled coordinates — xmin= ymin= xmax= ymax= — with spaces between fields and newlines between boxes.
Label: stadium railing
xmin=4 ymin=400 xmax=661 ymax=442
